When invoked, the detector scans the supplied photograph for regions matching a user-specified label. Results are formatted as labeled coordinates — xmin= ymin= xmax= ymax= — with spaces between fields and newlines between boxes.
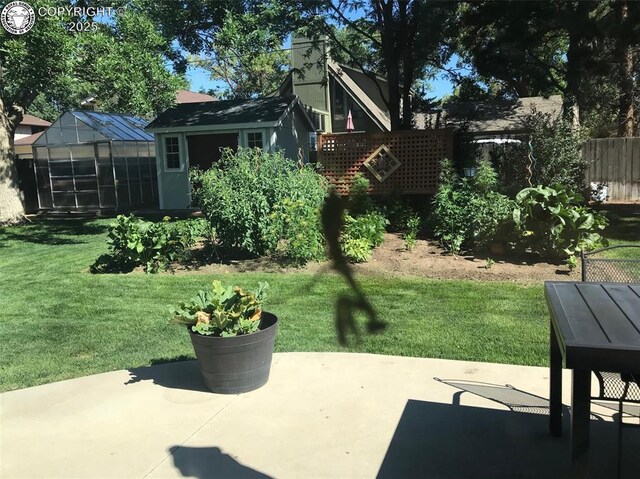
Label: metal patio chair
xmin=581 ymin=245 xmax=640 ymax=478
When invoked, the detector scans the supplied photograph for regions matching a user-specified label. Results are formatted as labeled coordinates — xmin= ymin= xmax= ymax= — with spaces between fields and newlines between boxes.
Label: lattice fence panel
xmin=318 ymin=129 xmax=453 ymax=195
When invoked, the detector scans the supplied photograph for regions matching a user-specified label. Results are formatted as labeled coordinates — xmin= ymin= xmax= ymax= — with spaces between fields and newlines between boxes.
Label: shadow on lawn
xmin=597 ymin=204 xmax=640 ymax=242
xmin=0 ymin=218 xmax=108 ymax=245
xmin=125 ymin=358 xmax=208 ymax=392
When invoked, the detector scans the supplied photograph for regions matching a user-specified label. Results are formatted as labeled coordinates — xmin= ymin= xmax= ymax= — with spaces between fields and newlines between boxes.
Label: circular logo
xmin=1 ymin=1 xmax=35 ymax=35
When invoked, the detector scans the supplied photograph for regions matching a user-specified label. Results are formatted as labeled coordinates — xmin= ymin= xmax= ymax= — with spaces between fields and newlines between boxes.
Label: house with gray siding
xmin=275 ymin=36 xmax=392 ymax=134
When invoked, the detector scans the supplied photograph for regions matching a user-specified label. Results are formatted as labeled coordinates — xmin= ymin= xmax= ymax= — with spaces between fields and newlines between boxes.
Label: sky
xmin=185 ymin=32 xmax=459 ymax=99
xmin=186 ymin=62 xmax=457 ymax=100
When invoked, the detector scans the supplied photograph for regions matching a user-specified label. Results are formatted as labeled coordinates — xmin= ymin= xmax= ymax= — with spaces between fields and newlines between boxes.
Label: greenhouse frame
xmin=32 ymin=111 xmax=158 ymax=210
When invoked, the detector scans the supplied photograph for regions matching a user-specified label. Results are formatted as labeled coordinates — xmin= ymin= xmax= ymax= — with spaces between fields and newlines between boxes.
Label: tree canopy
xmin=453 ymin=0 xmax=640 ymax=136
xmin=0 ymin=0 xmax=187 ymax=222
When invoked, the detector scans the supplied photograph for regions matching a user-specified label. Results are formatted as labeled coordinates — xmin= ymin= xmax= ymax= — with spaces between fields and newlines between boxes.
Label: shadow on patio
xmin=377 ymin=393 xmax=638 ymax=479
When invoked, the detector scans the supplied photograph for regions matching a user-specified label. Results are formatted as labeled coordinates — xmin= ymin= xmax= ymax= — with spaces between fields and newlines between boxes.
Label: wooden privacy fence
xmin=583 ymin=137 xmax=640 ymax=202
xmin=318 ymin=129 xmax=453 ymax=195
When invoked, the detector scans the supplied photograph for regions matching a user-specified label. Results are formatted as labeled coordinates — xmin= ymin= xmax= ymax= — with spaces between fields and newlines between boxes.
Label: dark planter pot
xmin=188 ymin=312 xmax=278 ymax=394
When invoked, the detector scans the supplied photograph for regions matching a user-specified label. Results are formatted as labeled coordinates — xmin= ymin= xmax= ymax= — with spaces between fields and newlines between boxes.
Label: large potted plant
xmin=170 ymin=280 xmax=278 ymax=394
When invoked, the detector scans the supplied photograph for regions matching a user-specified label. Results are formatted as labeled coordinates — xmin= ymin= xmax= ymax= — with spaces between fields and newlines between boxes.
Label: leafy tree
xmin=73 ymin=10 xmax=187 ymax=117
xmin=287 ymin=0 xmax=456 ymax=130
xmin=328 ymin=23 xmax=384 ymax=76
xmin=142 ymin=0 xmax=455 ymax=130
xmin=189 ymin=10 xmax=290 ymax=99
xmin=0 ymin=1 xmax=185 ymax=222
xmin=455 ymin=0 xmax=640 ymax=135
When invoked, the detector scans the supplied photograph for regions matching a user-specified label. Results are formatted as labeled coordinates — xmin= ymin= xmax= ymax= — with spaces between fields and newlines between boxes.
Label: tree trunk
xmin=563 ymin=2 xmax=596 ymax=129
xmin=377 ymin=0 xmax=403 ymax=131
xmin=0 ymin=110 xmax=25 ymax=224
xmin=400 ymin=0 xmax=415 ymax=130
xmin=564 ymin=32 xmax=582 ymax=128
xmin=616 ymin=0 xmax=634 ymax=137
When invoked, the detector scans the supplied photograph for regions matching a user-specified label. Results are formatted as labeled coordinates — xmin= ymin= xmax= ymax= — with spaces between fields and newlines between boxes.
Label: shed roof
xmin=146 ymin=95 xmax=311 ymax=130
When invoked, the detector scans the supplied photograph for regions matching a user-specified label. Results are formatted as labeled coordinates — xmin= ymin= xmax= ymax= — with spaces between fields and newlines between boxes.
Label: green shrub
xmin=339 ymin=211 xmax=388 ymax=263
xmin=170 ymin=280 xmax=268 ymax=337
xmin=404 ymin=214 xmax=421 ymax=251
xmin=432 ymin=158 xmax=513 ymax=253
xmin=343 ymin=212 xmax=388 ymax=248
xmin=341 ymin=237 xmax=373 ymax=263
xmin=267 ymin=198 xmax=325 ymax=264
xmin=512 ymin=184 xmax=608 ymax=260
xmin=347 ymin=173 xmax=376 ymax=215
xmin=191 ymin=148 xmax=327 ymax=257
xmin=96 ymin=215 xmax=205 ymax=273
xmin=490 ymin=111 xmax=587 ymax=196
xmin=382 ymin=197 xmax=421 ymax=233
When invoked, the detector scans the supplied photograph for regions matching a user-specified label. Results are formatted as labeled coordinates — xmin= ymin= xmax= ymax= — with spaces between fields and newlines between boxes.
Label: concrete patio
xmin=1 ymin=353 xmax=638 ymax=478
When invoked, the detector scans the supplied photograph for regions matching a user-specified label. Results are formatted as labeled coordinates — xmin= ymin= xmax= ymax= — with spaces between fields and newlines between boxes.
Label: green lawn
xmin=1 ymin=205 xmax=637 ymax=393
xmin=596 ymin=204 xmax=640 ymax=258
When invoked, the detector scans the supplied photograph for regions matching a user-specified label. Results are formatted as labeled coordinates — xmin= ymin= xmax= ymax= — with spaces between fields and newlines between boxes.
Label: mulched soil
xmin=172 ymin=233 xmax=579 ymax=283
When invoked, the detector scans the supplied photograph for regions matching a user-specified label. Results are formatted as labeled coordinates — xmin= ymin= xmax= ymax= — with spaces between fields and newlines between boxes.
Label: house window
xmin=164 ymin=136 xmax=180 ymax=170
xmin=334 ymin=83 xmax=346 ymax=118
xmin=247 ymin=131 xmax=263 ymax=149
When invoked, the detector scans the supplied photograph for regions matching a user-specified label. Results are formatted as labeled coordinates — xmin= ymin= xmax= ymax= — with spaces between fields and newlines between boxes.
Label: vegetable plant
xmin=347 ymin=173 xmax=376 ymax=215
xmin=432 ymin=158 xmax=513 ymax=254
xmin=341 ymin=237 xmax=373 ymax=263
xmin=404 ymin=214 xmax=421 ymax=251
xmin=512 ymin=184 xmax=608 ymax=260
xmin=190 ymin=148 xmax=327 ymax=257
xmin=267 ymin=198 xmax=325 ymax=264
xmin=343 ymin=212 xmax=388 ymax=248
xmin=339 ymin=211 xmax=389 ymax=262
xmin=170 ymin=280 xmax=268 ymax=337
xmin=95 ymin=215 xmax=205 ymax=273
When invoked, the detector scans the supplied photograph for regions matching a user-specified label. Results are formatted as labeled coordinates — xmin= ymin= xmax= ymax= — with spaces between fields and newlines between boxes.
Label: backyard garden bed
xmin=171 ymin=232 xmax=577 ymax=283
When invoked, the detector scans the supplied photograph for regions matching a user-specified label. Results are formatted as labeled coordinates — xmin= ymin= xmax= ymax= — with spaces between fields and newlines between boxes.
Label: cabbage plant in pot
xmin=170 ymin=280 xmax=277 ymax=394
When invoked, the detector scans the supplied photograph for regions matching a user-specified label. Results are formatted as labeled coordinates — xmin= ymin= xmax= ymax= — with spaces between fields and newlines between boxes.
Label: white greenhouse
xmin=32 ymin=111 xmax=158 ymax=210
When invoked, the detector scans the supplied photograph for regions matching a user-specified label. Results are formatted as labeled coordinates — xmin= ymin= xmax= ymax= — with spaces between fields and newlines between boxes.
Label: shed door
xmin=187 ymin=133 xmax=238 ymax=171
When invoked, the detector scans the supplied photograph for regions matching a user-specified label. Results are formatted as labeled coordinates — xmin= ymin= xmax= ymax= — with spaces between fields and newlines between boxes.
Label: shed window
xmin=164 ymin=136 xmax=180 ymax=170
xmin=247 ymin=132 xmax=263 ymax=149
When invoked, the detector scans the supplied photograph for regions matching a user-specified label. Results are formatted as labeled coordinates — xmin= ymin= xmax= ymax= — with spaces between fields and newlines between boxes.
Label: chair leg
xmin=617 ymin=400 xmax=623 ymax=479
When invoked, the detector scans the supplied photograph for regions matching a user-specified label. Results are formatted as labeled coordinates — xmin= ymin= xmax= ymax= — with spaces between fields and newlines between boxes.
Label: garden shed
xmin=146 ymin=95 xmax=315 ymax=209
xmin=32 ymin=111 xmax=158 ymax=211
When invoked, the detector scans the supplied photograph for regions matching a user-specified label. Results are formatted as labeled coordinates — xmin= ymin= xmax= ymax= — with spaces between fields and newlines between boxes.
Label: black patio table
xmin=544 ymin=281 xmax=640 ymax=467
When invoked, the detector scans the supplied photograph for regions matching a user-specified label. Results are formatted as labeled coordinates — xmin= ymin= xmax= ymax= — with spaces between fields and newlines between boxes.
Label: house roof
xmin=14 ymin=131 xmax=44 ymax=146
xmin=328 ymin=62 xmax=391 ymax=131
xmin=176 ymin=90 xmax=216 ymax=104
xmin=146 ymin=95 xmax=314 ymax=131
xmin=273 ymin=62 xmax=392 ymax=132
xmin=20 ymin=114 xmax=51 ymax=127
xmin=415 ymin=95 xmax=563 ymax=134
